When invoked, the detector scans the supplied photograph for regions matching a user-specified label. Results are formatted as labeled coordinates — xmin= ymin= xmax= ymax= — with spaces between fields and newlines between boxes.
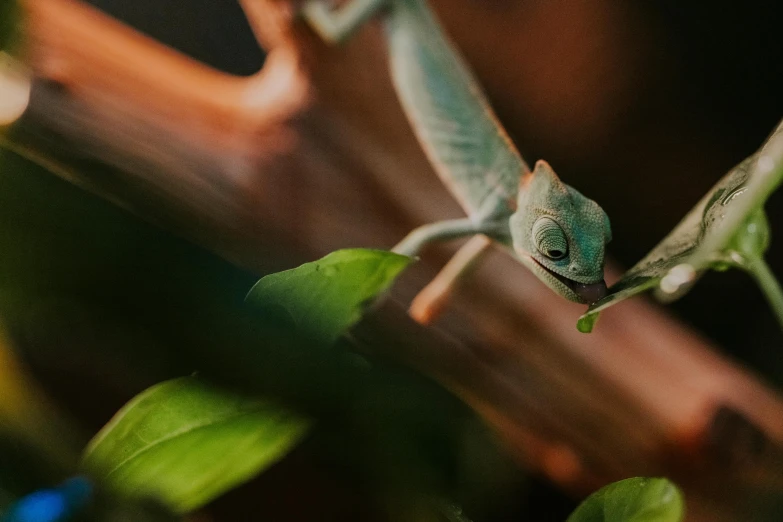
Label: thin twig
xmin=746 ymin=256 xmax=783 ymax=331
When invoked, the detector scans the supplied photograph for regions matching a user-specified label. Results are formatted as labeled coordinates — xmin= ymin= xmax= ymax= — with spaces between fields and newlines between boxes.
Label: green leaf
xmin=82 ymin=377 xmax=311 ymax=513
xmin=246 ymin=248 xmax=412 ymax=345
xmin=579 ymin=119 xmax=783 ymax=332
xmin=567 ymin=477 xmax=685 ymax=522
xmin=576 ymin=311 xmax=600 ymax=334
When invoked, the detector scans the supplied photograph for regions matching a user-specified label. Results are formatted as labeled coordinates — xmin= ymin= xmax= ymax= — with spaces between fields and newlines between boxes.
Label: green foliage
xmin=82 ymin=377 xmax=310 ymax=513
xmin=567 ymin=477 xmax=685 ymax=522
xmin=0 ymin=145 xmax=469 ymax=517
xmin=247 ymin=248 xmax=412 ymax=345
xmin=0 ymin=140 xmax=695 ymax=522
xmin=579 ymin=119 xmax=783 ymax=332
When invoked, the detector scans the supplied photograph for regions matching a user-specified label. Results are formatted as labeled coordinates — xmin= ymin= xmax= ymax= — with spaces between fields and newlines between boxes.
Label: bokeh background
xmin=3 ymin=0 xmax=783 ymax=520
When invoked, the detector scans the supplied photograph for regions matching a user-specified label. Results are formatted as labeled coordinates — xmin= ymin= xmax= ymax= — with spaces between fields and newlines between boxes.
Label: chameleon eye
xmin=532 ymin=217 xmax=568 ymax=260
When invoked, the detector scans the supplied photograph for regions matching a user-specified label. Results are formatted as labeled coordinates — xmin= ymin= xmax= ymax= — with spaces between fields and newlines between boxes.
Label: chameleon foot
xmin=410 ymin=235 xmax=492 ymax=324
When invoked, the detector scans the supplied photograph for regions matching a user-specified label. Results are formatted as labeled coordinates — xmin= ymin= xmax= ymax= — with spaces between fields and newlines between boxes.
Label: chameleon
xmin=301 ymin=0 xmax=612 ymax=304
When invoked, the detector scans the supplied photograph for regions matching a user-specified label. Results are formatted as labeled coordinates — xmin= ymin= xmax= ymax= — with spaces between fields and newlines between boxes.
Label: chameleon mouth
xmin=532 ymin=259 xmax=607 ymax=304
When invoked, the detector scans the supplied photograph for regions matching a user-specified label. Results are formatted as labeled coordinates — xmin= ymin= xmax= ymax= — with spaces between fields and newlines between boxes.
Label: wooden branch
xmin=26 ymin=0 xmax=310 ymax=148
xmin=13 ymin=0 xmax=783 ymax=519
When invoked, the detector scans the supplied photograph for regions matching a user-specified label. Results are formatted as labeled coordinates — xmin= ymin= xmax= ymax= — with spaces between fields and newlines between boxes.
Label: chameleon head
xmin=509 ymin=160 xmax=612 ymax=304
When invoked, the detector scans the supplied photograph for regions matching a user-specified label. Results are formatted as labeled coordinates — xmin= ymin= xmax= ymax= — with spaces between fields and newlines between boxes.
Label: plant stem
xmin=745 ymin=256 xmax=783 ymax=331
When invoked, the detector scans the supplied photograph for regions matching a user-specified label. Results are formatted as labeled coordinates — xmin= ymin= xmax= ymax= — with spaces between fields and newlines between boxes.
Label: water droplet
xmin=660 ymin=264 xmax=696 ymax=294
xmin=0 ymin=52 xmax=31 ymax=126
xmin=757 ymin=155 xmax=775 ymax=174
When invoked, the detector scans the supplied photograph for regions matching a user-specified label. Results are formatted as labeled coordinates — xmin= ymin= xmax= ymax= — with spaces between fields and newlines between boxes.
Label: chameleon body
xmin=303 ymin=0 xmax=612 ymax=304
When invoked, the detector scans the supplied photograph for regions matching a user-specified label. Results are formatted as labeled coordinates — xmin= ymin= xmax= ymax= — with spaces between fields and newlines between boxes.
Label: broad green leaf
xmin=82 ymin=377 xmax=310 ymax=513
xmin=579 ymin=119 xmax=783 ymax=332
xmin=246 ymin=248 xmax=412 ymax=345
xmin=567 ymin=477 xmax=685 ymax=522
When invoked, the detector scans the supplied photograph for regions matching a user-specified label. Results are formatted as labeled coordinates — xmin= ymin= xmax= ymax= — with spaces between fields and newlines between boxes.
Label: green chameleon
xmin=302 ymin=0 xmax=612 ymax=304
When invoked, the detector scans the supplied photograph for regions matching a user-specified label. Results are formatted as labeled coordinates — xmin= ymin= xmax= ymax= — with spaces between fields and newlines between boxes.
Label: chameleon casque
xmin=302 ymin=0 xmax=612 ymax=304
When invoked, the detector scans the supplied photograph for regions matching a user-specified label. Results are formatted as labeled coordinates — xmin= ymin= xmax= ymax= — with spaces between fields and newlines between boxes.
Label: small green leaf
xmin=567 ymin=477 xmax=685 ymax=522
xmin=580 ymin=119 xmax=783 ymax=329
xmin=82 ymin=377 xmax=310 ymax=513
xmin=576 ymin=312 xmax=600 ymax=334
xmin=247 ymin=249 xmax=412 ymax=345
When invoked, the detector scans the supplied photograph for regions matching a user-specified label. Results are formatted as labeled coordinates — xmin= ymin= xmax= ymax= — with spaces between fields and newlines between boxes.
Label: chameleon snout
xmin=572 ymin=280 xmax=607 ymax=304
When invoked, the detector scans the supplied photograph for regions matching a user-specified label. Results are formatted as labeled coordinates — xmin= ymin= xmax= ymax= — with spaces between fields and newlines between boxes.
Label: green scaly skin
xmin=303 ymin=0 xmax=612 ymax=303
